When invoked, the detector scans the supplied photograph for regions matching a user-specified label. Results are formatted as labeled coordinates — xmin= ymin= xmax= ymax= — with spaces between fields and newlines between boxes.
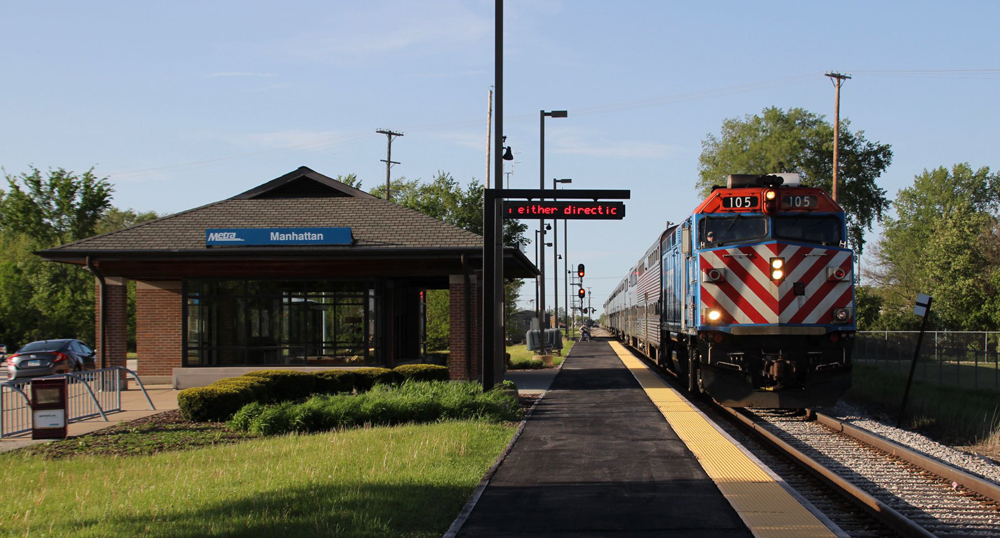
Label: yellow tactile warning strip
xmin=609 ymin=341 xmax=836 ymax=538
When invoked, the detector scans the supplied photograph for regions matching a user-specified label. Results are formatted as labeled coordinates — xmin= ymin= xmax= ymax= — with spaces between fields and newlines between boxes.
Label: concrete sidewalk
xmin=0 ymin=384 xmax=180 ymax=453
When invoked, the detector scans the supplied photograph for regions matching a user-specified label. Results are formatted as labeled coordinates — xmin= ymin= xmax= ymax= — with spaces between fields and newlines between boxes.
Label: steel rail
xmin=722 ymin=407 xmax=936 ymax=538
xmin=813 ymin=411 xmax=1000 ymax=504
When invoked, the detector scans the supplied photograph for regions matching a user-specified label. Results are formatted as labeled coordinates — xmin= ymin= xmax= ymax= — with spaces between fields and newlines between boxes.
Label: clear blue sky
xmin=3 ymin=1 xmax=998 ymax=314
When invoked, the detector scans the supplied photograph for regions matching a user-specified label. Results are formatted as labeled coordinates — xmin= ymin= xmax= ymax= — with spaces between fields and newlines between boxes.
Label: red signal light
xmin=578 ymin=288 xmax=586 ymax=299
xmin=577 ymin=264 xmax=585 ymax=278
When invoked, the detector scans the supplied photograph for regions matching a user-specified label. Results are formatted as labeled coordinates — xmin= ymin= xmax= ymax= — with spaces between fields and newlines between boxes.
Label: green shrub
xmin=228 ymin=401 xmax=267 ymax=431
xmin=243 ymin=370 xmax=316 ymax=402
xmin=394 ymin=364 xmax=449 ymax=382
xmin=213 ymin=376 xmax=273 ymax=403
xmin=352 ymin=367 xmax=403 ymax=392
xmin=248 ymin=402 xmax=298 ymax=436
xmin=230 ymin=381 xmax=521 ymax=436
xmin=495 ymin=379 xmax=518 ymax=392
xmin=178 ymin=384 xmax=255 ymax=422
xmin=314 ymin=370 xmax=357 ymax=394
xmin=508 ymin=359 xmax=545 ymax=370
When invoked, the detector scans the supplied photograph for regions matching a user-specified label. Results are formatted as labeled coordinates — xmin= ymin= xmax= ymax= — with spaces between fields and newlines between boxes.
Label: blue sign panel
xmin=206 ymin=228 xmax=353 ymax=246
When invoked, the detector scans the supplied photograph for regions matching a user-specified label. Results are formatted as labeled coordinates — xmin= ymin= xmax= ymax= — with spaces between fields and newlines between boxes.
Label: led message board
xmin=206 ymin=228 xmax=353 ymax=246
xmin=503 ymin=201 xmax=626 ymax=220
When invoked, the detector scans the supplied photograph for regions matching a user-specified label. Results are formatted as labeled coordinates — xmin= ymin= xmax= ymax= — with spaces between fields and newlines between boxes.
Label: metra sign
xmin=503 ymin=201 xmax=626 ymax=220
xmin=206 ymin=228 xmax=353 ymax=246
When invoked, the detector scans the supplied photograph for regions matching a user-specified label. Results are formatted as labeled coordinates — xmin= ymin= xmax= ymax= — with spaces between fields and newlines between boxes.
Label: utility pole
xmin=376 ymin=129 xmax=403 ymax=201
xmin=825 ymin=72 xmax=851 ymax=202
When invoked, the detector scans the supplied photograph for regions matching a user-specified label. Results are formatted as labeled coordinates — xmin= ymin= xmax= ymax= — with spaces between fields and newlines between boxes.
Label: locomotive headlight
xmin=707 ymin=309 xmax=722 ymax=322
xmin=833 ymin=308 xmax=851 ymax=323
xmin=770 ymin=257 xmax=785 ymax=281
xmin=764 ymin=190 xmax=777 ymax=201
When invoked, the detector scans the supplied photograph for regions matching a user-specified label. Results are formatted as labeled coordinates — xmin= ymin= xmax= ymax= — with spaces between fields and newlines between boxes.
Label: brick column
xmin=448 ymin=274 xmax=480 ymax=381
xmin=136 ymin=281 xmax=182 ymax=384
xmin=95 ymin=277 xmax=128 ymax=384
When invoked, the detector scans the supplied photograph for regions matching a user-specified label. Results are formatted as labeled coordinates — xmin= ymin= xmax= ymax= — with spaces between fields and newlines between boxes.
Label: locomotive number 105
xmin=780 ymin=195 xmax=818 ymax=209
xmin=721 ymin=195 xmax=759 ymax=209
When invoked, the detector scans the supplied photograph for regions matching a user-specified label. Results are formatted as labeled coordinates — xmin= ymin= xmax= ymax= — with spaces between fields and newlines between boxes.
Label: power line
xmin=103 ymin=69 xmax=998 ymax=183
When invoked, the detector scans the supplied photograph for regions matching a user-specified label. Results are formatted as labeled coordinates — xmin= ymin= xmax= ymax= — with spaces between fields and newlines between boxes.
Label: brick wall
xmin=448 ymin=274 xmax=480 ymax=381
xmin=94 ymin=277 xmax=128 ymax=370
xmin=136 ymin=280 xmax=183 ymax=380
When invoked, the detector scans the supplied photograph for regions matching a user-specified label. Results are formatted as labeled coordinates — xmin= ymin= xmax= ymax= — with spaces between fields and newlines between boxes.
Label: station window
xmin=183 ymin=279 xmax=381 ymax=367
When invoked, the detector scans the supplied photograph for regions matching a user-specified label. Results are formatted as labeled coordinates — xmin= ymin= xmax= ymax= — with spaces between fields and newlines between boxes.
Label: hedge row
xmin=178 ymin=364 xmax=449 ymax=422
xmin=228 ymin=380 xmax=522 ymax=436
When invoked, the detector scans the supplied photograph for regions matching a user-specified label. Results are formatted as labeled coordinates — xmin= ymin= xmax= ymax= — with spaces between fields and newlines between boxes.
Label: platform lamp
xmin=552 ymin=178 xmax=572 ymax=335
xmin=539 ymin=110 xmax=567 ymax=332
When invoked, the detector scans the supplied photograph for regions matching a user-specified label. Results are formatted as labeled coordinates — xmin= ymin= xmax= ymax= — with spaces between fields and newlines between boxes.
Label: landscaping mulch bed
xmin=12 ymin=410 xmax=260 ymax=459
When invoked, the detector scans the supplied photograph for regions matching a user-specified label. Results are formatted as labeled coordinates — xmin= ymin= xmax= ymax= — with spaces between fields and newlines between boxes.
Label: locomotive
xmin=605 ymin=173 xmax=853 ymax=408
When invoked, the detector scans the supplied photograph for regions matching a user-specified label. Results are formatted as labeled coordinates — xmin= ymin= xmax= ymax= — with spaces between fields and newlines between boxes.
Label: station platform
xmin=455 ymin=337 xmax=839 ymax=538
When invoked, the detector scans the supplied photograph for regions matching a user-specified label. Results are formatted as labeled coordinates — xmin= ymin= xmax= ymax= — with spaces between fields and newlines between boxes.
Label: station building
xmin=38 ymin=167 xmax=535 ymax=387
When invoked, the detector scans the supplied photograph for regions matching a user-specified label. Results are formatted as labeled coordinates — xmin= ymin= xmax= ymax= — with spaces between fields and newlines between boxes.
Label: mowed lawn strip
xmin=0 ymin=421 xmax=515 ymax=538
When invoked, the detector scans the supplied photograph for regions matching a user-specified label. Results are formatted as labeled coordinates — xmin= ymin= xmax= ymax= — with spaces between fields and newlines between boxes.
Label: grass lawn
xmin=855 ymin=358 xmax=1000 ymax=393
xmin=0 ymin=420 xmax=515 ymax=537
xmin=844 ymin=362 xmax=1000 ymax=447
xmin=507 ymin=340 xmax=575 ymax=369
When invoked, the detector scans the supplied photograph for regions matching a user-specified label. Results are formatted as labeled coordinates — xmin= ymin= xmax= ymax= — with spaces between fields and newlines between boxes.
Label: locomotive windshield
xmin=700 ymin=215 xmax=767 ymax=247
xmin=772 ymin=216 xmax=843 ymax=245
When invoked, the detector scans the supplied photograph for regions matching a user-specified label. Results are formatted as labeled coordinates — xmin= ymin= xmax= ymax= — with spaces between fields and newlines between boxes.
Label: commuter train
xmin=605 ymin=174 xmax=853 ymax=408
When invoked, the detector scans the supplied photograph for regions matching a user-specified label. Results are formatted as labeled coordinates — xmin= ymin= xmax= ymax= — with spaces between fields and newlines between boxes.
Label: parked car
xmin=6 ymin=339 xmax=97 ymax=380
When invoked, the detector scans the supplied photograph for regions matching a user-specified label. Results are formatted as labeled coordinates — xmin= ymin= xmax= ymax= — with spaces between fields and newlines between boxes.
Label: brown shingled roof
xmin=40 ymin=167 xmax=483 ymax=253
xmin=43 ymin=197 xmax=482 ymax=252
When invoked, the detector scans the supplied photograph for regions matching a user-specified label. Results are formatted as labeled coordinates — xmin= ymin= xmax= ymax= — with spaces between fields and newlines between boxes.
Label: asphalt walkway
xmin=456 ymin=337 xmax=752 ymax=537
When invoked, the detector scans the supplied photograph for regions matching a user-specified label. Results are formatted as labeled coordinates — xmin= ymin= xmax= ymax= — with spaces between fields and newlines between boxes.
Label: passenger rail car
xmin=605 ymin=174 xmax=853 ymax=408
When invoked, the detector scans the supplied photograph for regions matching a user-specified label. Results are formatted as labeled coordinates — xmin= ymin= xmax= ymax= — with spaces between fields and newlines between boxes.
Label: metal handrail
xmin=0 ymin=382 xmax=32 ymax=438
xmin=63 ymin=372 xmax=110 ymax=422
xmin=119 ymin=367 xmax=156 ymax=411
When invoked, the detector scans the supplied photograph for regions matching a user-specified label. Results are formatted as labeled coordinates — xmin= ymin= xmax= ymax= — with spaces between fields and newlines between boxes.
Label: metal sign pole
xmin=898 ymin=294 xmax=932 ymax=427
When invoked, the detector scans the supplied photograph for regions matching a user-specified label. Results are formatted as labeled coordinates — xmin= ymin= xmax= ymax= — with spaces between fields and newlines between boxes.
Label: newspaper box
xmin=31 ymin=377 xmax=68 ymax=439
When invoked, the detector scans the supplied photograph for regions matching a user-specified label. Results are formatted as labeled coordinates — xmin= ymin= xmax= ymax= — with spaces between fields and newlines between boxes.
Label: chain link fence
xmin=855 ymin=331 xmax=1000 ymax=392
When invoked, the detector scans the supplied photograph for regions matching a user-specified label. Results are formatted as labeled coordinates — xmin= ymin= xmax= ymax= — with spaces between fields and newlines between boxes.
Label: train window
xmin=772 ymin=216 xmax=843 ymax=245
xmin=700 ymin=215 xmax=767 ymax=247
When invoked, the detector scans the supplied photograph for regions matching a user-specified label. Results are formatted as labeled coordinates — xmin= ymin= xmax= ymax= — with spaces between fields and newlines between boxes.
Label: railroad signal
xmin=578 ymin=288 xmax=586 ymax=299
xmin=577 ymin=264 xmax=585 ymax=278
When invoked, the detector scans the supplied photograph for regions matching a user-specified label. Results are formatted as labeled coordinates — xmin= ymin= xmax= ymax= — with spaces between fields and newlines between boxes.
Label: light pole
xmin=539 ymin=109 xmax=567 ymax=333
xmin=552 ymin=178 xmax=572 ymax=335
xmin=534 ymin=229 xmax=541 ymax=328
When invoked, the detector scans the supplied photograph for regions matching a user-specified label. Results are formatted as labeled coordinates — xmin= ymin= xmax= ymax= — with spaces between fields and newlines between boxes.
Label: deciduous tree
xmin=2 ymin=166 xmax=113 ymax=244
xmin=698 ymin=107 xmax=892 ymax=254
xmin=872 ymin=164 xmax=1000 ymax=330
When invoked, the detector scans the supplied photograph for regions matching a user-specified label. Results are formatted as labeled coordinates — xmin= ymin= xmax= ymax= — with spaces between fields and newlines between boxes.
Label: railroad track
xmin=728 ymin=407 xmax=1000 ymax=537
